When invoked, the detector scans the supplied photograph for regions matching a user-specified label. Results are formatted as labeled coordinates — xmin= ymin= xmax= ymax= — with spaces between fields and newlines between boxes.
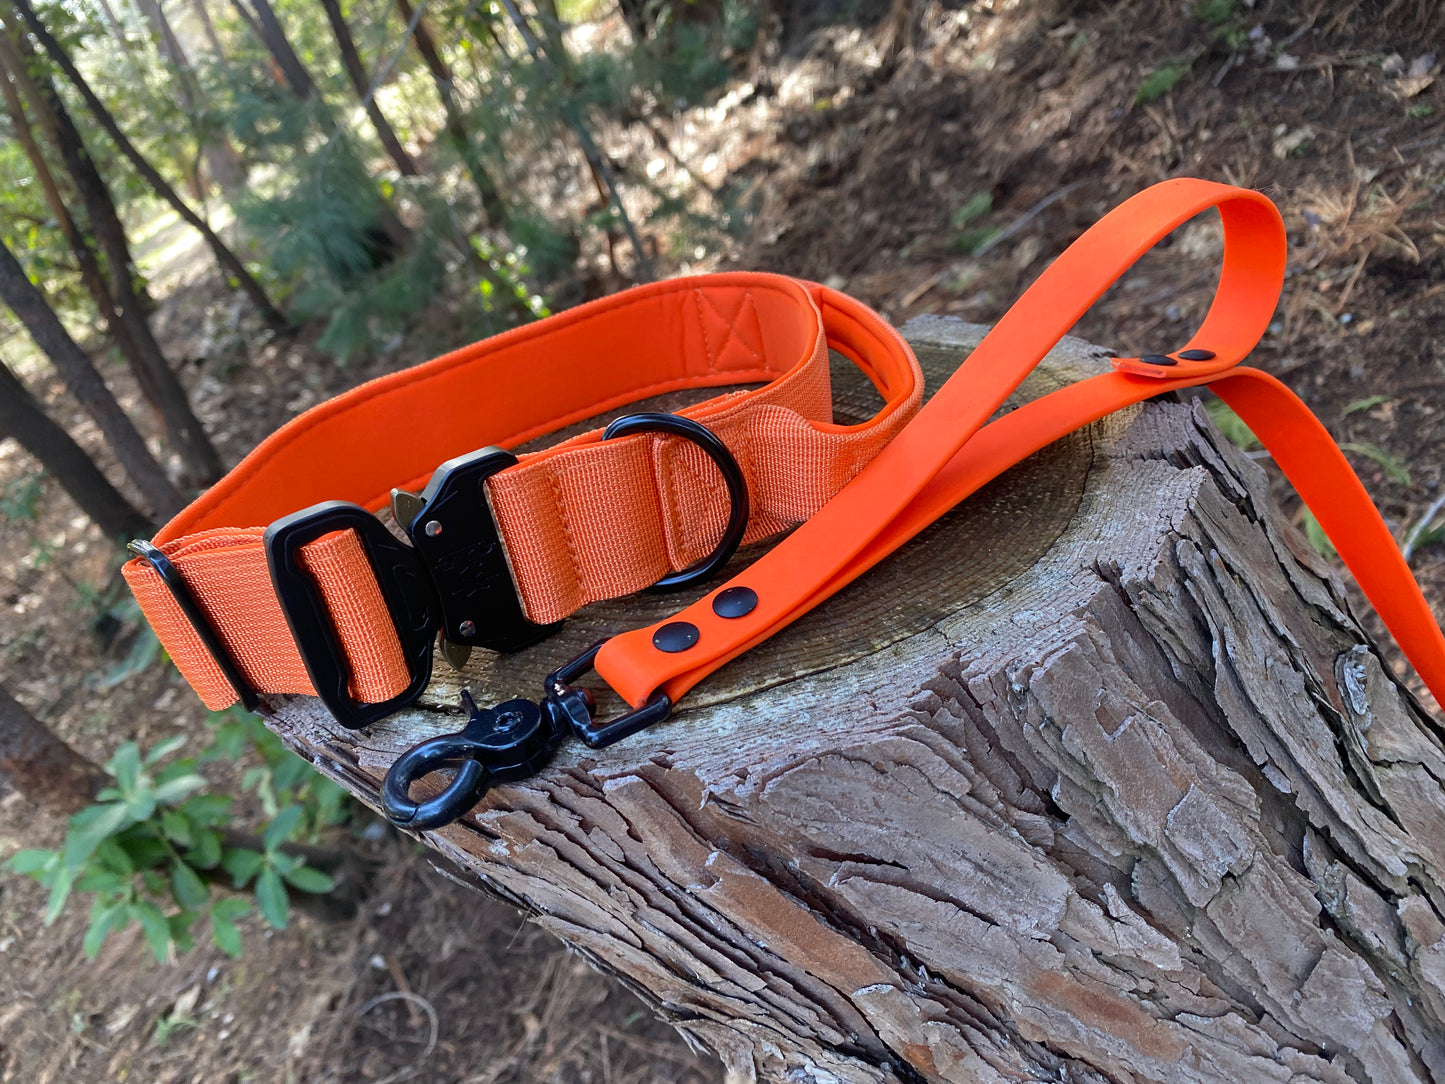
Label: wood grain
xmin=267 ymin=317 xmax=1445 ymax=1083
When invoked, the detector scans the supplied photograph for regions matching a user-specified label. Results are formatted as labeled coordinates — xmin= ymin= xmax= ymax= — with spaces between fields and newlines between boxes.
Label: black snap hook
xmin=602 ymin=412 xmax=749 ymax=591
xmin=381 ymin=692 xmax=561 ymax=830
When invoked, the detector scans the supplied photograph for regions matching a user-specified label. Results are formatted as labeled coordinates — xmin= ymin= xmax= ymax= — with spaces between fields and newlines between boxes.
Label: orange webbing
xmin=596 ymin=179 xmax=1445 ymax=718
xmin=123 ymin=274 xmax=921 ymax=711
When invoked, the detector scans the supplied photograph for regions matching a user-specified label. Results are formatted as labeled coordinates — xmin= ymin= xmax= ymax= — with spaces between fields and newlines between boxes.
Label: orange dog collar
xmin=122 ymin=274 xmax=923 ymax=726
xmin=375 ymin=178 xmax=1445 ymax=830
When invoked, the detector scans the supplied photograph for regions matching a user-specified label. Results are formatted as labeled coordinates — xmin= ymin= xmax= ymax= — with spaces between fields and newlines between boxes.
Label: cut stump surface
xmin=268 ymin=317 xmax=1445 ymax=1084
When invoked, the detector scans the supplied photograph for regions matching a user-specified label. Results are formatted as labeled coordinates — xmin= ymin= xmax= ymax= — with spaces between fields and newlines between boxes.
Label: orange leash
xmin=594 ymin=179 xmax=1445 ymax=715
xmin=377 ymin=178 xmax=1444 ymax=829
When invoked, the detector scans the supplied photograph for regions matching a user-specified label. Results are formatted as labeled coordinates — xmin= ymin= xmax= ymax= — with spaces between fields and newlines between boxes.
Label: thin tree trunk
xmin=0 ymin=238 xmax=184 ymax=519
xmin=0 ymin=363 xmax=155 ymax=540
xmin=0 ymin=684 xmax=106 ymax=814
xmin=188 ymin=0 xmax=225 ymax=55
xmin=0 ymin=55 xmax=115 ymax=326
xmin=134 ymin=0 xmax=246 ymax=195
xmin=233 ymin=0 xmax=316 ymax=99
xmin=395 ymin=0 xmax=507 ymax=225
xmin=0 ymin=24 xmax=226 ymax=485
xmin=319 ymin=0 xmax=417 ymax=176
xmin=10 ymin=0 xmax=289 ymax=333
xmin=495 ymin=0 xmax=653 ymax=281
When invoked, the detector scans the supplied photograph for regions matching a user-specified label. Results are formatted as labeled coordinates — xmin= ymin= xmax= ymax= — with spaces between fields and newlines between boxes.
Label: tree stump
xmin=267 ymin=317 xmax=1445 ymax=1083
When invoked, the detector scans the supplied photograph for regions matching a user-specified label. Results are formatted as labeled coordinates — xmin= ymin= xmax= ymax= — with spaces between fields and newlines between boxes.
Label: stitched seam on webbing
xmin=191 ymin=279 xmax=807 ymax=529
xmin=698 ymin=289 xmax=764 ymax=368
xmin=693 ymin=288 xmax=718 ymax=373
xmin=545 ymin=470 xmax=583 ymax=601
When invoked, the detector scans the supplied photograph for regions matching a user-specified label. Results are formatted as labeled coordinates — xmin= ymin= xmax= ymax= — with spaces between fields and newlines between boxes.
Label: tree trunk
xmin=0 ymin=51 xmax=116 ymax=329
xmin=318 ymin=0 xmax=417 ymax=176
xmin=0 ymin=362 xmax=155 ymax=540
xmin=263 ymin=318 xmax=1445 ymax=1082
xmin=233 ymin=0 xmax=316 ymax=100
xmin=134 ymin=0 xmax=246 ymax=195
xmin=0 ymin=22 xmax=227 ymax=485
xmin=395 ymin=0 xmax=507 ymax=226
xmin=10 ymin=0 xmax=288 ymax=333
xmin=0 ymin=237 xmax=184 ymax=520
xmin=188 ymin=0 xmax=225 ymax=56
xmin=0 ymin=684 xmax=106 ymax=814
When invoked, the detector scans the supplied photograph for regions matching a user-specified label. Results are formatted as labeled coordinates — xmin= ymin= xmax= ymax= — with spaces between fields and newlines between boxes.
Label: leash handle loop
xmin=595 ymin=180 xmax=1445 ymax=715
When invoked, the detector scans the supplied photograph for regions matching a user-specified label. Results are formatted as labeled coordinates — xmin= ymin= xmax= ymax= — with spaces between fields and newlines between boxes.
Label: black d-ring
xmin=601 ymin=412 xmax=749 ymax=592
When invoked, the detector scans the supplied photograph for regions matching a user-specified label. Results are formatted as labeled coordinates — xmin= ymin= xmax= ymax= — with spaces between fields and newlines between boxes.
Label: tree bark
xmin=395 ymin=0 xmax=507 ymax=226
xmin=0 ymin=237 xmax=183 ymax=520
xmin=0 ymin=22 xmax=227 ymax=485
xmin=0 ymin=362 xmax=154 ymax=540
xmin=264 ymin=317 xmax=1445 ymax=1082
xmin=233 ymin=0 xmax=315 ymax=100
xmin=10 ymin=0 xmax=288 ymax=333
xmin=0 ymin=684 xmax=106 ymax=814
xmin=134 ymin=0 xmax=246 ymax=195
xmin=318 ymin=0 xmax=417 ymax=176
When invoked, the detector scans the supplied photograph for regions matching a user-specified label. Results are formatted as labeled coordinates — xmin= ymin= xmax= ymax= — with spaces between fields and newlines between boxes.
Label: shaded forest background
xmin=0 ymin=0 xmax=1442 ymax=1080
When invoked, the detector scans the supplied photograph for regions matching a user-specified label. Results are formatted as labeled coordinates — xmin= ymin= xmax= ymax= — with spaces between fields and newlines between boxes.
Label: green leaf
xmin=1342 ymin=394 xmax=1392 ymax=416
xmin=106 ymin=742 xmax=143 ymax=795
xmin=63 ymin=803 xmax=133 ymax=869
xmin=255 ymin=868 xmax=289 ymax=929
xmin=178 ymin=794 xmax=232 ymax=826
xmin=43 ymin=866 xmax=78 ymax=925
xmin=212 ymin=896 xmax=251 ymax=922
xmin=949 ymin=192 xmax=992 ymax=230
xmin=263 ymin=806 xmax=303 ymax=853
xmin=1340 ymin=442 xmax=1411 ymax=486
xmin=282 ymin=865 xmax=334 ymax=895
xmin=1301 ymin=506 xmax=1337 ymax=558
xmin=187 ymin=829 xmax=223 ymax=871
xmin=160 ymin=810 xmax=193 ymax=848
xmin=152 ymin=774 xmax=208 ymax=806
xmin=6 ymin=849 xmax=58 ymax=875
xmin=129 ymin=900 xmax=172 ymax=962
xmin=76 ymin=867 xmax=126 ymax=893
xmin=167 ymin=911 xmax=196 ymax=955
xmin=1206 ymin=397 xmax=1261 ymax=451
xmin=84 ymin=901 xmax=128 ymax=959
xmin=210 ymin=909 xmax=243 ymax=958
xmin=143 ymin=735 xmax=188 ymax=766
xmin=1136 ymin=61 xmax=1193 ymax=104
xmin=221 ymin=848 xmax=265 ymax=887
xmin=170 ymin=861 xmax=209 ymax=909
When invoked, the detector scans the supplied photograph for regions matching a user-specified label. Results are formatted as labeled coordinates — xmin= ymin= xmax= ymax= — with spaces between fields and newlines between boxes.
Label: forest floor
xmin=2 ymin=1 xmax=1443 ymax=1081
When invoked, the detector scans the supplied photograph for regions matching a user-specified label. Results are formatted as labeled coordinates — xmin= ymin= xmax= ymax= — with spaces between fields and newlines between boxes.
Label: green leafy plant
xmin=1205 ymin=397 xmax=1261 ymax=451
xmin=1135 ymin=60 xmax=1193 ymax=104
xmin=949 ymin=192 xmax=996 ymax=254
xmin=6 ymin=710 xmax=351 ymax=963
xmin=0 ymin=473 xmax=44 ymax=522
xmin=1340 ymin=441 xmax=1411 ymax=486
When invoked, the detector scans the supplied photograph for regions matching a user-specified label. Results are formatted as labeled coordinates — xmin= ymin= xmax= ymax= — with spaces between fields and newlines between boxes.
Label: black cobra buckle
xmin=259 ymin=412 xmax=746 ymax=732
xmin=381 ymin=643 xmax=673 ymax=830
xmin=380 ymin=411 xmax=750 ymax=830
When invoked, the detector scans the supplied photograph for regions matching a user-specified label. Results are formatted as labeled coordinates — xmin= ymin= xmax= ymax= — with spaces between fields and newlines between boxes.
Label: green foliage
xmin=5 ymin=709 xmax=351 ymax=964
xmin=1342 ymin=394 xmax=1393 ymax=416
xmin=1340 ymin=442 xmax=1412 ymax=486
xmin=1300 ymin=506 xmax=1336 ymax=558
xmin=0 ymin=473 xmax=45 ymax=522
xmin=1135 ymin=60 xmax=1193 ymax=104
xmin=949 ymin=192 xmax=996 ymax=254
xmin=1205 ymin=397 xmax=1261 ymax=451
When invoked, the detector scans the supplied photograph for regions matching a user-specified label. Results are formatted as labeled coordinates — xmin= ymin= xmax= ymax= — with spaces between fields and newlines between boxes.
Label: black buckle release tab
xmin=403 ymin=447 xmax=560 ymax=654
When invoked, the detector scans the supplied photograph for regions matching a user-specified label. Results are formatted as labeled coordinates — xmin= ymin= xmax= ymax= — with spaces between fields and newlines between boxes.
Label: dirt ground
xmin=2 ymin=0 xmax=1443 ymax=1080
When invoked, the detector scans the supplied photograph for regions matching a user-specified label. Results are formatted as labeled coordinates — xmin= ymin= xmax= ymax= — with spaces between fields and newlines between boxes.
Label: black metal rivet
xmin=653 ymin=621 xmax=700 ymax=653
xmin=1140 ymin=354 xmax=1178 ymax=366
xmin=1178 ymin=349 xmax=1216 ymax=361
xmin=712 ymin=586 xmax=758 ymax=619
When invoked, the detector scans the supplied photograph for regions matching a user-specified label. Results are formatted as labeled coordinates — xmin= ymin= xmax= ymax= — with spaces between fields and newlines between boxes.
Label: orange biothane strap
xmin=123 ymin=273 xmax=922 ymax=711
xmin=595 ymin=179 xmax=1445 ymax=715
